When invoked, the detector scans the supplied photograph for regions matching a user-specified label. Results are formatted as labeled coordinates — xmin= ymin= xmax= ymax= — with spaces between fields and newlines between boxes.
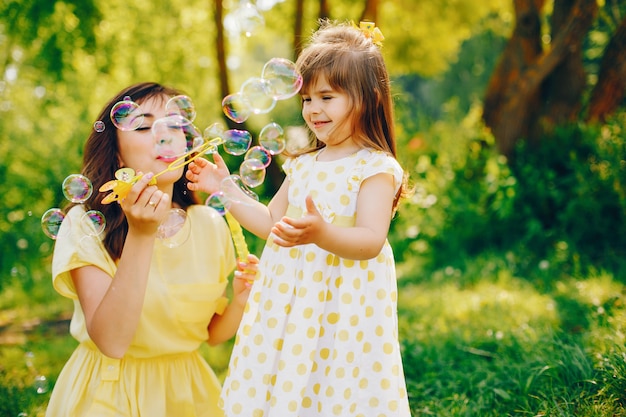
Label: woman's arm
xmin=271 ymin=173 xmax=395 ymax=260
xmin=73 ymin=174 xmax=169 ymax=358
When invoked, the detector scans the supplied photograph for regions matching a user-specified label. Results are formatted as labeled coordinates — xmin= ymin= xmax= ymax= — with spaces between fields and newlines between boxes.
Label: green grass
xmin=1 ymin=263 xmax=625 ymax=416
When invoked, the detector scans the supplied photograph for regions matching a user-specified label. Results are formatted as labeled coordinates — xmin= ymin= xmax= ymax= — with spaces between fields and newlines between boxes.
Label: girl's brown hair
xmin=78 ymin=82 xmax=199 ymax=260
xmin=294 ymin=20 xmax=410 ymax=208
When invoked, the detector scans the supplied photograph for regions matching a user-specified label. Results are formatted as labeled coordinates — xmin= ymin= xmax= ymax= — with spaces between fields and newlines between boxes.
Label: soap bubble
xmin=34 ymin=375 xmax=49 ymax=394
xmin=157 ymin=208 xmax=191 ymax=248
xmin=222 ymin=92 xmax=251 ymax=123
xmin=81 ymin=210 xmax=106 ymax=237
xmin=205 ymin=191 xmax=230 ymax=216
xmin=222 ymin=129 xmax=252 ymax=156
xmin=226 ymin=2 xmax=264 ymax=37
xmin=166 ymin=95 xmax=196 ymax=122
xmin=258 ymin=122 xmax=286 ymax=155
xmin=110 ymin=98 xmax=143 ymax=131
xmin=240 ymin=159 xmax=266 ymax=188
xmin=221 ymin=175 xmax=259 ymax=204
xmin=262 ymin=57 xmax=303 ymax=100
xmin=245 ymin=145 xmax=272 ymax=168
xmin=93 ymin=120 xmax=105 ymax=132
xmin=41 ymin=208 xmax=66 ymax=240
xmin=152 ymin=115 xmax=192 ymax=161
xmin=240 ymin=77 xmax=276 ymax=114
xmin=204 ymin=122 xmax=225 ymax=141
xmin=62 ymin=174 xmax=93 ymax=203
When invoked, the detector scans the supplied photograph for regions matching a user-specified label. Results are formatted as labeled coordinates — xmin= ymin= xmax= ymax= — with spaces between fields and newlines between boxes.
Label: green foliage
xmin=391 ymin=102 xmax=626 ymax=284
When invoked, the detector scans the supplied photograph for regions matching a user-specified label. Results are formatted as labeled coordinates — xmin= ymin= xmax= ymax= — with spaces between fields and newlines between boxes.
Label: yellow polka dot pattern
xmin=221 ymin=149 xmax=411 ymax=416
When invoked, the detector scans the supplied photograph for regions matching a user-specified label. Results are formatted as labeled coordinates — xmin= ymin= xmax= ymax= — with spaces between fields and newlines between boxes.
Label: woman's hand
xmin=186 ymin=153 xmax=231 ymax=195
xmin=119 ymin=172 xmax=170 ymax=236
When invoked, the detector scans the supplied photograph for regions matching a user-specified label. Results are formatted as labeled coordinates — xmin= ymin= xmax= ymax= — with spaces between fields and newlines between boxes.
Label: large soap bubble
xmin=262 ymin=58 xmax=303 ymax=100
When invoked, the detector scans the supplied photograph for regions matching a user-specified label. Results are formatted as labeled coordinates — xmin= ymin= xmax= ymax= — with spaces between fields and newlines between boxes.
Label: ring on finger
xmin=148 ymin=200 xmax=157 ymax=207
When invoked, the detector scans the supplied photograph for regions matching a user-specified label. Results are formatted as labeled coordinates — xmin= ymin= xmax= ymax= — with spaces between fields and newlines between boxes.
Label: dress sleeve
xmin=51 ymin=205 xmax=117 ymax=299
xmin=281 ymin=157 xmax=295 ymax=180
xmin=359 ymin=151 xmax=404 ymax=194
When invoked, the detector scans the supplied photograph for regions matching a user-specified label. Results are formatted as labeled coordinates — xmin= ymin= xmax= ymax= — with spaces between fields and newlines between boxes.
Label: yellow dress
xmin=221 ymin=148 xmax=412 ymax=416
xmin=45 ymin=204 xmax=236 ymax=417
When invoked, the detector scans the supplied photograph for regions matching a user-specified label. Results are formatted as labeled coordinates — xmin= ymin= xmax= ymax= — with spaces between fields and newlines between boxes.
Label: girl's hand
xmin=186 ymin=153 xmax=231 ymax=194
xmin=232 ymin=254 xmax=259 ymax=307
xmin=271 ymin=195 xmax=327 ymax=247
xmin=119 ymin=172 xmax=170 ymax=236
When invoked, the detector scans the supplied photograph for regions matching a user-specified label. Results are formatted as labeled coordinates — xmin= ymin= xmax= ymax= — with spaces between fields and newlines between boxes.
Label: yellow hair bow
xmin=357 ymin=21 xmax=384 ymax=46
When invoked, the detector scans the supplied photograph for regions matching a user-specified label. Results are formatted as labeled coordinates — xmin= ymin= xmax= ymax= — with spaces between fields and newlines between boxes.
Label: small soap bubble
xmin=245 ymin=146 xmax=272 ymax=168
xmin=41 ymin=208 xmax=66 ymax=240
xmin=25 ymin=352 xmax=35 ymax=369
xmin=157 ymin=208 xmax=190 ymax=248
xmin=205 ymin=191 xmax=230 ymax=216
xmin=222 ymin=93 xmax=251 ymax=123
xmin=115 ymin=167 xmax=136 ymax=182
xmin=262 ymin=57 xmax=303 ymax=100
xmin=229 ymin=2 xmax=264 ymax=37
xmin=221 ymin=175 xmax=259 ymax=204
xmin=222 ymin=129 xmax=252 ymax=156
xmin=110 ymin=99 xmax=143 ymax=131
xmin=259 ymin=122 xmax=286 ymax=155
xmin=62 ymin=174 xmax=93 ymax=203
xmin=93 ymin=120 xmax=105 ymax=132
xmin=240 ymin=159 xmax=266 ymax=188
xmin=240 ymin=77 xmax=276 ymax=114
xmin=34 ymin=375 xmax=49 ymax=394
xmin=204 ymin=122 xmax=225 ymax=141
xmin=166 ymin=95 xmax=196 ymax=122
xmin=81 ymin=210 xmax=106 ymax=237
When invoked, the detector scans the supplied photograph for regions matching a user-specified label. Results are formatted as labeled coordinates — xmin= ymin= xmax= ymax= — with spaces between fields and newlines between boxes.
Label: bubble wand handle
xmin=224 ymin=211 xmax=250 ymax=261
xmin=152 ymin=139 xmax=219 ymax=180
xmin=224 ymin=211 xmax=255 ymax=284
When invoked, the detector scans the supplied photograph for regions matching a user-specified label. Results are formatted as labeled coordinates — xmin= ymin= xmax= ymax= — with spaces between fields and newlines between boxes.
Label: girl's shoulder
xmin=282 ymin=150 xmax=319 ymax=174
xmin=356 ymin=148 xmax=403 ymax=173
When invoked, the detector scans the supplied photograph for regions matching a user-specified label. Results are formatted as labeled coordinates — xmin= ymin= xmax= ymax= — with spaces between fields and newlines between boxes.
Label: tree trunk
xmin=482 ymin=0 xmax=544 ymax=157
xmin=483 ymin=0 xmax=598 ymax=157
xmin=319 ymin=0 xmax=330 ymax=20
xmin=294 ymin=0 xmax=305 ymax=58
xmin=538 ymin=0 xmax=587 ymax=130
xmin=360 ymin=0 xmax=378 ymax=22
xmin=587 ymin=15 xmax=626 ymax=123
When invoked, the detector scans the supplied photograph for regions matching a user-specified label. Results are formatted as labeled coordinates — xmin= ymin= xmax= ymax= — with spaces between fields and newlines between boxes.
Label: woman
xmin=45 ymin=82 xmax=256 ymax=417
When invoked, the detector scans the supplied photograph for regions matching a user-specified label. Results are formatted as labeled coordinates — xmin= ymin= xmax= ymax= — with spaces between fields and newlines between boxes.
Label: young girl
xmin=45 ymin=82 xmax=257 ymax=417
xmin=187 ymin=20 xmax=412 ymax=416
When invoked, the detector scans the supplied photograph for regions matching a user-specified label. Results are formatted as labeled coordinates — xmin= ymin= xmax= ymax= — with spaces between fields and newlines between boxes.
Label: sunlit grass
xmin=398 ymin=268 xmax=626 ymax=416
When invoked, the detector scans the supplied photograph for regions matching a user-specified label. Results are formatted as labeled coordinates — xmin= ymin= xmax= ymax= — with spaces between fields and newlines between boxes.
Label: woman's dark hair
xmin=79 ymin=82 xmax=199 ymax=260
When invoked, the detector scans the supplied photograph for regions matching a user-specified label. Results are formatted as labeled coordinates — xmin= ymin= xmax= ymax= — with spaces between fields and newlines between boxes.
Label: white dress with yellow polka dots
xmin=220 ymin=148 xmax=412 ymax=417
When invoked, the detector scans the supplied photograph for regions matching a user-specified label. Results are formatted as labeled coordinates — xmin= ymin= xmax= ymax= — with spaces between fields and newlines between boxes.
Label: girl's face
xmin=301 ymin=74 xmax=354 ymax=148
xmin=117 ymin=95 xmax=185 ymax=190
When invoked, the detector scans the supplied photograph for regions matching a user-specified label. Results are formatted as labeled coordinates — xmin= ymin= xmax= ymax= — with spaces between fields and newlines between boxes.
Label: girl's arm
xmin=187 ymin=153 xmax=289 ymax=239
xmin=72 ymin=174 xmax=169 ymax=358
xmin=206 ymin=254 xmax=259 ymax=345
xmin=271 ymin=172 xmax=396 ymax=260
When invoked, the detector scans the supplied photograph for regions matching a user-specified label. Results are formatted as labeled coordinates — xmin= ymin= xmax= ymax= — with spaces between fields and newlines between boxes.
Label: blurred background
xmin=1 ymin=0 xmax=625 ymax=415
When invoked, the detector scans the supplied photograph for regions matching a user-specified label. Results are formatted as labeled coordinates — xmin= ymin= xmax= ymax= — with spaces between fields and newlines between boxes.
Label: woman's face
xmin=116 ymin=95 xmax=185 ymax=188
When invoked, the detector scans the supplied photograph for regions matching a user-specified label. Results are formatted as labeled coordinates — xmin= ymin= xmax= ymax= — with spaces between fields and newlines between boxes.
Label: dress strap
xmin=285 ymin=205 xmax=355 ymax=227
